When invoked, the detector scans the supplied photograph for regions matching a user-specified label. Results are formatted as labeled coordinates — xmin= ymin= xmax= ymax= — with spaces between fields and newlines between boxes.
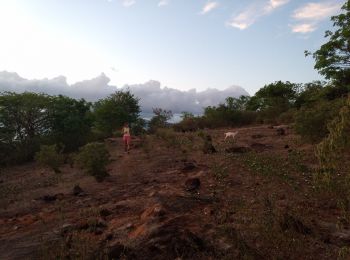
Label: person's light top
xmin=123 ymin=127 xmax=130 ymax=136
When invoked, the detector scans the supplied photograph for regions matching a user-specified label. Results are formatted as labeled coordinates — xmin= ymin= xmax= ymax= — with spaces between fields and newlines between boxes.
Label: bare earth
xmin=0 ymin=125 xmax=348 ymax=259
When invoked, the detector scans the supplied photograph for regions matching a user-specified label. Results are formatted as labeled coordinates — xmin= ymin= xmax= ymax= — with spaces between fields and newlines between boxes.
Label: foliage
xmin=180 ymin=111 xmax=194 ymax=120
xmin=294 ymin=99 xmax=343 ymax=143
xmin=35 ymin=144 xmax=64 ymax=173
xmin=130 ymin=117 xmax=146 ymax=136
xmin=75 ymin=142 xmax=110 ymax=182
xmin=247 ymin=81 xmax=299 ymax=121
xmin=48 ymin=95 xmax=92 ymax=152
xmin=0 ymin=92 xmax=51 ymax=164
xmin=93 ymin=90 xmax=140 ymax=137
xmin=202 ymin=96 xmax=256 ymax=128
xmin=306 ymin=0 xmax=350 ymax=85
xmin=315 ymin=96 xmax=350 ymax=188
xmin=148 ymin=108 xmax=173 ymax=133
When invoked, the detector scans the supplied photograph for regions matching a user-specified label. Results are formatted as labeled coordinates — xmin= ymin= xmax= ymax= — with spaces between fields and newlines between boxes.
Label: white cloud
xmin=290 ymin=23 xmax=317 ymax=33
xmin=0 ymin=71 xmax=249 ymax=114
xmin=290 ymin=1 xmax=343 ymax=34
xmin=292 ymin=1 xmax=343 ymax=21
xmin=122 ymin=0 xmax=135 ymax=7
xmin=158 ymin=0 xmax=169 ymax=7
xmin=200 ymin=1 xmax=219 ymax=15
xmin=227 ymin=0 xmax=289 ymax=30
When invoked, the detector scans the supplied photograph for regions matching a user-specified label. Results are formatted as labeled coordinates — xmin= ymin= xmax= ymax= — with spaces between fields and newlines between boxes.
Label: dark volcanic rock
xmin=202 ymin=135 xmax=217 ymax=154
xmin=38 ymin=193 xmax=64 ymax=202
xmin=251 ymin=134 xmax=264 ymax=139
xmin=182 ymin=161 xmax=197 ymax=172
xmin=185 ymin=178 xmax=201 ymax=191
xmin=276 ymin=128 xmax=286 ymax=136
xmin=279 ymin=213 xmax=311 ymax=235
xmin=250 ymin=143 xmax=272 ymax=152
xmin=73 ymin=184 xmax=84 ymax=196
xmin=225 ymin=146 xmax=252 ymax=154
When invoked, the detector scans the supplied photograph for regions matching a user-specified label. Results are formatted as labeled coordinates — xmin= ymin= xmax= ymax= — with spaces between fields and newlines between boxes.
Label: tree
xmin=225 ymin=95 xmax=251 ymax=111
xmin=48 ymin=95 xmax=92 ymax=152
xmin=306 ymin=1 xmax=350 ymax=85
xmin=0 ymin=92 xmax=51 ymax=162
xmin=246 ymin=81 xmax=298 ymax=113
xmin=148 ymin=108 xmax=173 ymax=133
xmin=93 ymin=90 xmax=140 ymax=136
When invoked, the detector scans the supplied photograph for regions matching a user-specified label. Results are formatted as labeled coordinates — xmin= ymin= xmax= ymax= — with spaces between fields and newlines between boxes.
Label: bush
xmin=75 ymin=142 xmax=110 ymax=182
xmin=294 ymin=99 xmax=343 ymax=143
xmin=35 ymin=145 xmax=64 ymax=173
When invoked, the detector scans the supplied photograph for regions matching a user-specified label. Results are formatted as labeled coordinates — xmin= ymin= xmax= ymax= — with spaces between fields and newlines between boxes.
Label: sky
xmin=0 ymin=0 xmax=346 ymax=108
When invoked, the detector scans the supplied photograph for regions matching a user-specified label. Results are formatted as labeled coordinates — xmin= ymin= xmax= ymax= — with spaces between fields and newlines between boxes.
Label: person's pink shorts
xmin=123 ymin=135 xmax=131 ymax=143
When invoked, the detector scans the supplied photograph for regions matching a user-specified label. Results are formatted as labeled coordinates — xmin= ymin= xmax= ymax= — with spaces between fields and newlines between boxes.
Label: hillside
xmin=1 ymin=125 xmax=349 ymax=259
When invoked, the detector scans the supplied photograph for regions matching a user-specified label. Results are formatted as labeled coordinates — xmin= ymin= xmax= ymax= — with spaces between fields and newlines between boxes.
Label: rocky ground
xmin=0 ymin=125 xmax=349 ymax=259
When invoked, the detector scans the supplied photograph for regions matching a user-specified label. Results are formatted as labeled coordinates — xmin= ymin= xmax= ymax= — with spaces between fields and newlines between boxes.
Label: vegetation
xmin=75 ymin=142 xmax=110 ymax=182
xmin=35 ymin=144 xmax=64 ymax=173
xmin=148 ymin=108 xmax=173 ymax=133
xmin=93 ymin=90 xmax=140 ymax=137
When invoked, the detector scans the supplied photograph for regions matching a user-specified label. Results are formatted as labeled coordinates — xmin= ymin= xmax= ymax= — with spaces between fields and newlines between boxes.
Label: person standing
xmin=122 ymin=123 xmax=131 ymax=153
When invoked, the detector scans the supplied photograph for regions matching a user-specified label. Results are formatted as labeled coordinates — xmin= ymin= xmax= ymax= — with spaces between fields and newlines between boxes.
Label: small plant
xmin=75 ymin=142 xmax=110 ymax=182
xmin=35 ymin=144 xmax=64 ymax=173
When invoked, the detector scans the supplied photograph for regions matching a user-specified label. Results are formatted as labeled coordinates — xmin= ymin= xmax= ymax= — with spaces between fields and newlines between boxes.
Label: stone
xmin=73 ymin=185 xmax=83 ymax=196
xmin=182 ymin=161 xmax=197 ymax=172
xmin=276 ymin=128 xmax=285 ymax=136
xmin=185 ymin=178 xmax=201 ymax=191
xmin=225 ymin=146 xmax=251 ymax=153
xmin=251 ymin=134 xmax=264 ymax=139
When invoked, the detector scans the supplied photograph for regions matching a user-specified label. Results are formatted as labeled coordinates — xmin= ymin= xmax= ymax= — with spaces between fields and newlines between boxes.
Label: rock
xmin=39 ymin=194 xmax=63 ymax=202
xmin=108 ymin=242 xmax=131 ymax=259
xmin=99 ymin=208 xmax=112 ymax=218
xmin=225 ymin=146 xmax=252 ymax=154
xmin=73 ymin=184 xmax=83 ymax=196
xmin=203 ymin=135 xmax=217 ymax=154
xmin=279 ymin=213 xmax=311 ymax=235
xmin=250 ymin=143 xmax=272 ymax=152
xmin=141 ymin=204 xmax=166 ymax=221
xmin=185 ymin=178 xmax=201 ymax=191
xmin=182 ymin=161 xmax=197 ymax=172
xmin=77 ymin=218 xmax=107 ymax=232
xmin=276 ymin=128 xmax=285 ymax=136
xmin=251 ymin=134 xmax=264 ymax=139
xmin=60 ymin=223 xmax=74 ymax=234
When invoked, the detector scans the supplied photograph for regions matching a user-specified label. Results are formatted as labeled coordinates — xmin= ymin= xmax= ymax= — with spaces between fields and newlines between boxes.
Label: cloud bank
xmin=0 ymin=71 xmax=249 ymax=114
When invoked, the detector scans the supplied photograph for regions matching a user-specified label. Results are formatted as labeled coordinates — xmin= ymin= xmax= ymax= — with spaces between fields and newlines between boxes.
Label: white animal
xmin=224 ymin=131 xmax=239 ymax=140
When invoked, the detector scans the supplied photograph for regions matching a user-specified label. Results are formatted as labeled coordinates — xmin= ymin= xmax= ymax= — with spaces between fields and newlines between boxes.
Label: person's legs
xmin=126 ymin=136 xmax=131 ymax=152
xmin=123 ymin=136 xmax=127 ymax=152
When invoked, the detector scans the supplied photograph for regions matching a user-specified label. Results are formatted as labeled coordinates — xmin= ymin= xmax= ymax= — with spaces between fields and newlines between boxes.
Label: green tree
xmin=306 ymin=1 xmax=350 ymax=85
xmin=246 ymin=81 xmax=299 ymax=121
xmin=148 ymin=108 xmax=173 ymax=133
xmin=93 ymin=90 xmax=140 ymax=137
xmin=225 ymin=96 xmax=251 ymax=111
xmin=48 ymin=95 xmax=92 ymax=152
xmin=0 ymin=92 xmax=51 ymax=163
xmin=180 ymin=111 xmax=194 ymax=120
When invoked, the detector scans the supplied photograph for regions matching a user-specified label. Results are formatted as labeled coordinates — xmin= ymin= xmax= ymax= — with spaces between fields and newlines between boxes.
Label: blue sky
xmin=0 ymin=0 xmax=345 ymax=95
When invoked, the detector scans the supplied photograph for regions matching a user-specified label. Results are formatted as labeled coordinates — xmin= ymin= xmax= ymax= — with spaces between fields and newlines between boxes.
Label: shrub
xmin=75 ymin=142 xmax=110 ymax=182
xmin=294 ymin=99 xmax=343 ymax=143
xmin=35 ymin=145 xmax=64 ymax=173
